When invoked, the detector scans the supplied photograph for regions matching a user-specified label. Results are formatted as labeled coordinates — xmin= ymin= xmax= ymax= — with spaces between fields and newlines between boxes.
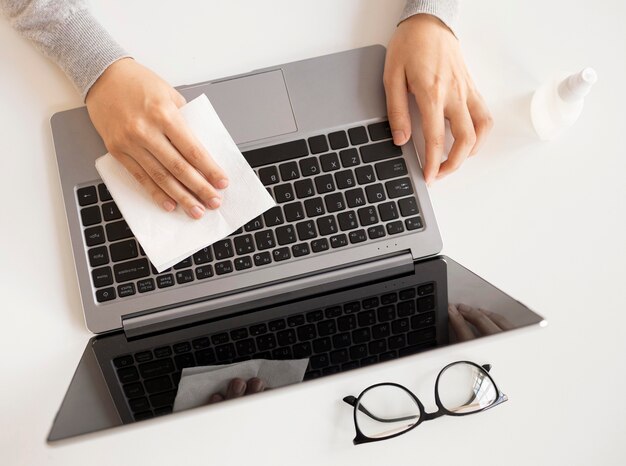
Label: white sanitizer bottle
xmin=531 ymin=67 xmax=597 ymax=141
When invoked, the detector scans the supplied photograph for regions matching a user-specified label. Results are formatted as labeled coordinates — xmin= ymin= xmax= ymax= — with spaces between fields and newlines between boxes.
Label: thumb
xmin=383 ymin=71 xmax=411 ymax=146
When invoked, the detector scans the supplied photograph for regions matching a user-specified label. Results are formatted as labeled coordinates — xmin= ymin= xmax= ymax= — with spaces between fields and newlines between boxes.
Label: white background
xmin=1 ymin=1 xmax=625 ymax=464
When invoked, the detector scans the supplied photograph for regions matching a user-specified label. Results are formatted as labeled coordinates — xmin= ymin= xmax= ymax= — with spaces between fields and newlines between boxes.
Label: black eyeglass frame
xmin=342 ymin=360 xmax=508 ymax=445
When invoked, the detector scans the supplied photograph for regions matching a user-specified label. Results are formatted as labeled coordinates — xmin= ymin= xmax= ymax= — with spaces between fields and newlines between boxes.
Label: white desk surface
xmin=1 ymin=1 xmax=625 ymax=464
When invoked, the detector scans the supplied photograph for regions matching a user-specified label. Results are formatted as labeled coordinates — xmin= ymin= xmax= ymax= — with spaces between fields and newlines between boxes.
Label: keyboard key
xmin=335 ymin=170 xmax=356 ymax=189
xmin=314 ymin=174 xmax=335 ymax=194
xmin=88 ymin=246 xmax=109 ymax=267
xmin=243 ymin=139 xmax=309 ymax=168
xmin=294 ymin=179 xmax=315 ymax=198
xmin=117 ymin=366 xmax=139 ymax=384
xmin=84 ymin=226 xmax=105 ymax=246
xmin=304 ymin=198 xmax=326 ymax=217
xmin=250 ymin=323 xmax=267 ymax=336
xmin=345 ymin=188 xmax=366 ymax=208
xmin=338 ymin=315 xmax=357 ymax=332
xmin=144 ymin=376 xmax=172 ymax=394
xmin=253 ymin=251 xmax=272 ymax=266
xmin=407 ymin=328 xmax=436 ymax=346
xmin=339 ymin=148 xmax=360 ymax=167
xmin=330 ymin=349 xmax=349 ymax=365
xmin=317 ymin=319 xmax=337 ymax=336
xmin=296 ymin=220 xmax=317 ymax=240
xmin=348 ymin=126 xmax=368 ymax=145
xmin=299 ymin=157 xmax=321 ymax=176
xmin=284 ymin=202 xmax=305 ymax=222
xmin=320 ymin=153 xmax=340 ymax=172
xmin=149 ymin=390 xmax=176 ymax=408
xmin=110 ymin=239 xmax=139 ymax=262
xmin=324 ymin=306 xmax=342 ymax=318
xmin=106 ymin=220 xmax=133 ymax=242
xmin=363 ymin=297 xmax=379 ymax=309
xmin=358 ymin=206 xmax=379 ymax=226
xmin=332 ymin=333 xmax=352 ymax=348
xmin=399 ymin=197 xmax=419 ymax=216
xmin=176 ymin=269 xmax=194 ymax=284
xmin=137 ymin=278 xmax=155 ymax=293
xmin=258 ymin=166 xmax=280 ymax=185
xmin=355 ymin=165 xmax=376 ymax=184
xmin=360 ymin=140 xmax=403 ymax=163
xmin=292 ymin=243 xmax=310 ymax=257
xmin=357 ymin=309 xmax=376 ymax=326
xmin=306 ymin=310 xmax=324 ymax=322
xmin=324 ymin=192 xmax=346 ymax=213
xmin=412 ymin=312 xmax=435 ymax=329
xmin=294 ymin=342 xmax=313 ymax=359
xmin=80 ymin=206 xmax=101 ymax=226
xmin=234 ymin=256 xmax=253 ymax=271
xmin=369 ymin=339 xmax=387 ymax=354
xmin=330 ymin=234 xmax=348 ymax=248
xmin=400 ymin=288 xmax=417 ymax=300
xmin=195 ymin=265 xmax=214 ymax=279
xmin=257 ymin=334 xmax=277 ymax=351
xmin=349 ymin=229 xmax=367 ymax=244
xmin=123 ymin=383 xmax=144 ymax=398
xmin=254 ymin=230 xmax=276 ymax=250
xmin=230 ymin=328 xmax=248 ymax=341
xmin=392 ymin=318 xmax=411 ymax=334
xmin=297 ymin=324 xmax=317 ymax=341
xmin=156 ymin=274 xmax=175 ymax=288
xmin=215 ymin=260 xmax=234 ymax=275
xmin=272 ymin=247 xmax=291 ymax=262
xmin=274 ymin=183 xmax=295 ymax=203
xmin=405 ymin=216 xmax=423 ymax=230
xmin=367 ymin=225 xmax=386 ymax=239
xmin=268 ymin=319 xmax=286 ymax=331
xmin=96 ymin=287 xmax=116 ymax=302
xmin=118 ymin=283 xmax=136 ymax=297
xmin=376 ymin=159 xmax=407 ymax=180
xmin=279 ymin=161 xmax=300 ymax=181
xmin=417 ymin=295 xmax=435 ymax=312
xmin=215 ymin=343 xmax=235 ymax=362
xmin=368 ymin=121 xmax=392 ymax=141
xmin=381 ymin=293 xmax=397 ymax=304
xmin=338 ymin=211 xmax=359 ymax=231
xmin=97 ymin=183 xmax=112 ymax=202
xmin=114 ymin=258 xmax=150 ymax=282
xmin=308 ymin=135 xmax=329 ymax=154
xmin=234 ymin=235 xmax=255 ymax=255
xmin=211 ymin=333 xmax=229 ymax=345
xmin=211 ymin=240 xmax=232 ymax=260
xmin=193 ymin=247 xmax=213 ymax=265
xmin=365 ymin=184 xmax=387 ymax=203
xmin=272 ymin=347 xmax=293 ymax=359
xmin=418 ymin=283 xmax=435 ymax=296
xmin=236 ymin=338 xmax=256 ymax=356
xmin=386 ymin=221 xmax=405 ymax=235
xmin=172 ymin=257 xmax=192 ymax=270
xmin=276 ymin=225 xmax=297 ymax=245
xmin=385 ymin=178 xmax=414 ymax=199
xmin=317 ymin=216 xmax=338 ymax=236
xmin=244 ymin=216 xmax=264 ymax=232
xmin=154 ymin=347 xmax=172 ymax=358
xmin=77 ymin=186 xmax=98 ymax=206
xmin=101 ymin=202 xmax=122 ymax=221
xmin=313 ymin=337 xmax=332 ymax=353
xmin=92 ymin=267 xmax=113 ymax=287
xmin=114 ymin=355 xmax=134 ymax=368
xmin=329 ymin=131 xmax=349 ymax=149
xmin=129 ymin=397 xmax=150 ymax=413
xmin=139 ymin=358 xmax=175 ymax=378
xmin=311 ymin=238 xmax=329 ymax=253
xmin=378 ymin=201 xmax=399 ymax=221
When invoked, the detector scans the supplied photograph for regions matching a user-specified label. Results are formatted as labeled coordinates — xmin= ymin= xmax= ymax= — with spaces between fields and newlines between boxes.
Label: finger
xmin=171 ymin=89 xmax=187 ymax=108
xmin=448 ymin=304 xmax=475 ymax=341
xmin=437 ymin=104 xmax=476 ymax=179
xmin=163 ymin=111 xmax=229 ymax=190
xmin=131 ymin=146 xmax=207 ymax=219
xmin=414 ymin=96 xmax=445 ymax=185
xmin=146 ymin=133 xmax=223 ymax=210
xmin=480 ymin=309 xmax=514 ymax=331
xmin=383 ymin=69 xmax=411 ymax=145
xmin=208 ymin=393 xmax=225 ymax=404
xmin=457 ymin=303 xmax=501 ymax=335
xmin=226 ymin=378 xmax=247 ymax=399
xmin=245 ymin=377 xmax=266 ymax=395
xmin=467 ymin=93 xmax=494 ymax=156
xmin=113 ymin=152 xmax=176 ymax=212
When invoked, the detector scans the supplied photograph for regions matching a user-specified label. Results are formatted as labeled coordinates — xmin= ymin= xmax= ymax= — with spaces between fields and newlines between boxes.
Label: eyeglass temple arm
xmin=342 ymin=396 xmax=419 ymax=423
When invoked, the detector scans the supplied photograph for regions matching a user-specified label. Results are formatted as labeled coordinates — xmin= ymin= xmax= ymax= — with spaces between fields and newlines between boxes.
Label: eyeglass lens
xmin=355 ymin=385 xmax=420 ymax=439
xmin=437 ymin=362 xmax=497 ymax=414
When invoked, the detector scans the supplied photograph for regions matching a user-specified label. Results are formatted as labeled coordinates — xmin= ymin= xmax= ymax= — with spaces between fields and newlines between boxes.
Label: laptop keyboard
xmin=76 ymin=121 xmax=424 ymax=304
xmin=111 ymin=282 xmax=437 ymax=421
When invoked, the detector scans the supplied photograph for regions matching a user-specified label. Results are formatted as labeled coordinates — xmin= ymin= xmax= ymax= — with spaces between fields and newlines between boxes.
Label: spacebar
xmin=242 ymin=139 xmax=309 ymax=168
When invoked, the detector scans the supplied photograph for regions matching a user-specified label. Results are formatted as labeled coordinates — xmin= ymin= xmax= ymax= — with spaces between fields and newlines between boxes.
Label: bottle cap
xmin=558 ymin=67 xmax=597 ymax=102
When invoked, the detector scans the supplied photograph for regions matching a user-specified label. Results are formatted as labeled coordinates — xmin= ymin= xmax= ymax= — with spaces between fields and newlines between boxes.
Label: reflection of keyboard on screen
xmin=111 ymin=282 xmax=438 ymax=421
xmin=76 ymin=120 xmax=425 ymax=304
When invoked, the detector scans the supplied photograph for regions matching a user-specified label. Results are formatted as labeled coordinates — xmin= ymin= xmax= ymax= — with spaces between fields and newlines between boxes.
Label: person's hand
xmin=384 ymin=14 xmax=493 ymax=184
xmin=86 ymin=58 xmax=229 ymax=219
xmin=207 ymin=377 xmax=266 ymax=404
xmin=448 ymin=303 xmax=513 ymax=342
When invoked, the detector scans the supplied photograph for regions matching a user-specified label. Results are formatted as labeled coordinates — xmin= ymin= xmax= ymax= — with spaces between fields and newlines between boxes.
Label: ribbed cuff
xmin=399 ymin=0 xmax=459 ymax=35
xmin=47 ymin=8 xmax=131 ymax=100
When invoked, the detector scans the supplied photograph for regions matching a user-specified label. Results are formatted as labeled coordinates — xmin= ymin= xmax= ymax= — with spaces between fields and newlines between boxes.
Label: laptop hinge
xmin=122 ymin=251 xmax=415 ymax=339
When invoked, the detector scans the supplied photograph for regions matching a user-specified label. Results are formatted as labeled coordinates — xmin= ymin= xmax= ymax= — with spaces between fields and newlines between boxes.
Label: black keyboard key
xmin=193 ymin=247 xmax=213 ymax=265
xmin=375 ymin=159 xmax=407 ymax=180
xmin=297 ymin=324 xmax=317 ymax=341
xmin=154 ymin=347 xmax=172 ymax=358
xmin=330 ymin=234 xmax=348 ymax=248
xmin=367 ymin=225 xmax=386 ymax=239
xmin=324 ymin=192 xmax=346 ymax=213
xmin=284 ymin=201 xmax=305 ymax=222
xmin=287 ymin=315 xmax=305 ymax=327
xmin=101 ymin=201 xmax=122 ymax=221
xmin=106 ymin=220 xmax=133 ymax=242
xmin=325 ymin=306 xmax=342 ymax=318
xmin=294 ymin=179 xmax=315 ymax=198
xmin=412 ymin=311 xmax=435 ymax=329
xmin=215 ymin=343 xmax=236 ymax=362
xmin=405 ymin=216 xmax=423 ymax=230
xmin=320 ymin=153 xmax=340 ymax=172
xmin=175 ymin=269 xmax=194 ymax=284
xmin=369 ymin=339 xmax=387 ymax=355
xmin=157 ymin=274 xmax=175 ymax=288
xmin=314 ymin=174 xmax=335 ymax=194
xmin=386 ymin=178 xmax=414 ymax=199
xmin=145 ymin=376 xmax=172 ymax=394
xmin=345 ymin=188 xmax=366 ymax=208
xmin=294 ymin=342 xmax=313 ymax=359
xmin=386 ymin=221 xmax=405 ymax=235
xmin=174 ymin=352 xmax=195 ymax=370
xmin=417 ymin=295 xmax=435 ymax=312
xmin=368 ymin=121 xmax=392 ymax=141
xmin=308 ymin=135 xmax=329 ymax=154
xmin=97 ymin=183 xmax=112 ymax=202
xmin=77 ymin=186 xmax=98 ymax=206
xmin=80 ymin=206 xmax=101 ymax=226
xmin=355 ymin=165 xmax=376 ymax=185
xmin=129 ymin=397 xmax=150 ymax=413
xmin=149 ymin=390 xmax=176 ymax=408
xmin=349 ymin=229 xmax=367 ymax=244
xmin=311 ymin=238 xmax=329 ymax=253
xmin=173 ymin=342 xmax=191 ymax=354
xmin=272 ymin=247 xmax=291 ymax=262
xmin=357 ymin=309 xmax=376 ymax=327
xmin=257 ymin=334 xmax=277 ymax=351
xmin=254 ymin=230 xmax=276 ymax=250
xmin=292 ymin=243 xmax=310 ymax=257
xmin=84 ymin=226 xmax=105 ymax=246
xmin=299 ymin=157 xmax=321 ymax=176
xmin=262 ymin=207 xmax=284 ymax=227
xmin=92 ymin=267 xmax=113 ymax=287
xmin=274 ymin=183 xmax=295 ymax=203
xmin=329 ymin=130 xmax=349 ymax=149
xmin=173 ymin=257 xmax=192 ymax=270
xmin=272 ymin=347 xmax=293 ymax=359
xmin=398 ymin=300 xmax=416 ymax=317
xmin=192 ymin=337 xmax=210 ymax=350
xmin=268 ymin=319 xmax=286 ymax=331
xmin=332 ymin=333 xmax=352 ymax=349
xmin=313 ymin=337 xmax=332 ymax=353
xmin=114 ymin=355 xmax=134 ymax=368
xmin=344 ymin=302 xmax=361 ymax=314
xmin=279 ymin=161 xmax=300 ymax=181
xmin=335 ymin=169 xmax=356 ymax=189
xmin=136 ymin=278 xmax=155 ymax=293
xmin=195 ymin=265 xmax=214 ymax=280
xmin=373 ymin=323 xmax=391 ymax=340
xmin=350 ymin=344 xmax=368 ymax=360
xmin=277 ymin=329 xmax=297 ymax=346
xmin=229 ymin=328 xmax=248 ymax=341
xmin=96 ymin=287 xmax=116 ymax=302
xmin=110 ymin=239 xmax=139 ymax=262
xmin=117 ymin=366 xmax=139 ymax=384
xmin=118 ymin=283 xmax=136 ymax=297
xmin=296 ymin=220 xmax=317 ymax=240
xmin=236 ymin=338 xmax=256 ymax=356
xmin=407 ymin=328 xmax=436 ymax=345
xmin=358 ymin=206 xmax=379 ymax=226
xmin=306 ymin=310 xmax=324 ymax=323
xmin=392 ymin=318 xmax=411 ymax=335
xmin=114 ymin=258 xmax=150 ymax=282
xmin=123 ymin=382 xmax=144 ymax=398
xmin=317 ymin=320 xmax=337 ymax=337
xmin=348 ymin=126 xmax=368 ymax=145
xmin=211 ymin=333 xmax=229 ymax=345
xmin=400 ymin=288 xmax=417 ymax=300
xmin=360 ymin=140 xmax=403 ymax=163
xmin=338 ymin=211 xmax=359 ymax=231
xmin=304 ymin=198 xmax=326 ymax=217
xmin=338 ymin=315 xmax=357 ymax=332
xmin=276 ymin=225 xmax=297 ymax=245
xmin=317 ymin=215 xmax=338 ymax=236
xmin=378 ymin=305 xmax=396 ymax=322
xmin=418 ymin=283 xmax=435 ymax=296
xmin=243 ymin=139 xmax=309 ymax=168
xmin=88 ymin=246 xmax=109 ymax=267
xmin=250 ymin=323 xmax=267 ymax=336
xmin=398 ymin=197 xmax=419 ymax=217
xmin=258 ymin=166 xmax=280 ymax=186
xmin=215 ymin=260 xmax=234 ymax=275
xmin=234 ymin=235 xmax=255 ymax=255
xmin=365 ymin=184 xmax=387 ymax=203
xmin=378 ymin=201 xmax=399 ymax=221
xmin=339 ymin=148 xmax=360 ymax=168
xmin=253 ymin=252 xmax=272 ymax=266
xmin=244 ymin=216 xmax=264 ymax=232
xmin=139 ymin=359 xmax=175 ymax=378
xmin=330 ymin=349 xmax=350 ymax=365
xmin=234 ymin=256 xmax=253 ymax=271
xmin=363 ymin=297 xmax=379 ymax=309
xmin=212 ymin=239 xmax=234 ymax=260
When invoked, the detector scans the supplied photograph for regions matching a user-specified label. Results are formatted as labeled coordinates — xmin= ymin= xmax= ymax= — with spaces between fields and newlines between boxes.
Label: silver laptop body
xmin=50 ymin=45 xmax=443 ymax=336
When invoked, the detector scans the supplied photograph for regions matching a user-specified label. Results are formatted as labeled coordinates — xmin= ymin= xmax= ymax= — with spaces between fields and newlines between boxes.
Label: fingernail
xmin=233 ymin=379 xmax=246 ymax=395
xmin=216 ymin=178 xmax=229 ymax=189
xmin=162 ymin=200 xmax=176 ymax=212
xmin=207 ymin=197 xmax=221 ymax=209
xmin=190 ymin=205 xmax=204 ymax=219
xmin=392 ymin=130 xmax=406 ymax=145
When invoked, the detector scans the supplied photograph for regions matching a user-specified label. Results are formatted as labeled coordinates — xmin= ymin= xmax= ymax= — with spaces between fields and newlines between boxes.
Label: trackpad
xmin=203 ymin=70 xmax=297 ymax=145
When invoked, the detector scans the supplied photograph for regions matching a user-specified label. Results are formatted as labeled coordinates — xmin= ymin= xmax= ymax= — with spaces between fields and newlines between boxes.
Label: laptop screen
xmin=48 ymin=256 xmax=544 ymax=442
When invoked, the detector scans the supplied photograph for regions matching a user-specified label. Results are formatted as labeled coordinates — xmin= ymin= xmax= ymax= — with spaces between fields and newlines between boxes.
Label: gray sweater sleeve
xmin=0 ymin=0 xmax=130 ymax=100
xmin=400 ymin=0 xmax=459 ymax=33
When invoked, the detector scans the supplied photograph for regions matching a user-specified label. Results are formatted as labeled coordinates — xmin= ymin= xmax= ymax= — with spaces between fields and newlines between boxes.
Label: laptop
xmin=48 ymin=46 xmax=545 ymax=441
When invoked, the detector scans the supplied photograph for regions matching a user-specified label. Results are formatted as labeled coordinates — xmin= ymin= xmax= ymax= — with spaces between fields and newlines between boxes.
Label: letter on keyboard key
xmin=114 ymin=258 xmax=150 ymax=282
xmin=385 ymin=178 xmax=414 ymax=199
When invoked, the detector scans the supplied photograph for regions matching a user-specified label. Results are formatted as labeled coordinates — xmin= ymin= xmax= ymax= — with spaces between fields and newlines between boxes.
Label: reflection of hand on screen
xmin=448 ymin=304 xmax=514 ymax=342
xmin=207 ymin=377 xmax=266 ymax=404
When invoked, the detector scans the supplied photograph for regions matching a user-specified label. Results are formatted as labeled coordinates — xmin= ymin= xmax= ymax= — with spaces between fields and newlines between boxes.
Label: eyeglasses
xmin=342 ymin=360 xmax=508 ymax=445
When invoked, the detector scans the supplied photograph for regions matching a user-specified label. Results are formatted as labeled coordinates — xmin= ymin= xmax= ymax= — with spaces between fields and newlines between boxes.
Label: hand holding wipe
xmin=95 ymin=94 xmax=276 ymax=272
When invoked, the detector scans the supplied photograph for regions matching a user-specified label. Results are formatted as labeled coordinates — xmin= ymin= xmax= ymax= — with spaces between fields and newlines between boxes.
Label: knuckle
xmin=425 ymin=133 xmax=445 ymax=148
xmin=131 ymin=169 xmax=148 ymax=185
xmin=185 ymin=145 xmax=206 ymax=166
xmin=169 ymin=158 xmax=189 ymax=178
xmin=150 ymin=168 xmax=169 ymax=185
xmin=196 ymin=185 xmax=215 ymax=200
